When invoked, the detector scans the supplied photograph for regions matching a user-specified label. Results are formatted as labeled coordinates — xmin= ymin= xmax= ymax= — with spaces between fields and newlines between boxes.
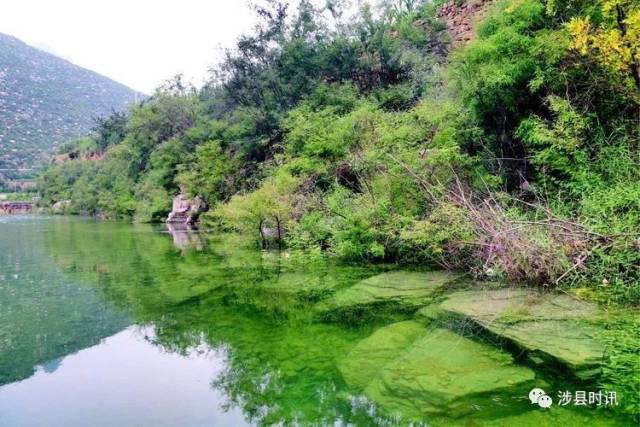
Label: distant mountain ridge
xmin=0 ymin=33 xmax=139 ymax=178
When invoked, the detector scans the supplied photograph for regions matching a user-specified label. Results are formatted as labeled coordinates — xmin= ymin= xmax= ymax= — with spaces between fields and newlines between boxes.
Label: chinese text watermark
xmin=529 ymin=388 xmax=619 ymax=409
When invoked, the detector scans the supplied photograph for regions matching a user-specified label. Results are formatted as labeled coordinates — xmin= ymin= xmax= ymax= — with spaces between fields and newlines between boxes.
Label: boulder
xmin=51 ymin=199 xmax=71 ymax=214
xmin=339 ymin=323 xmax=536 ymax=419
xmin=439 ymin=289 xmax=597 ymax=323
xmin=439 ymin=289 xmax=606 ymax=379
xmin=414 ymin=304 xmax=447 ymax=323
xmin=166 ymin=194 xmax=206 ymax=226
xmin=317 ymin=271 xmax=459 ymax=321
xmin=338 ymin=321 xmax=426 ymax=390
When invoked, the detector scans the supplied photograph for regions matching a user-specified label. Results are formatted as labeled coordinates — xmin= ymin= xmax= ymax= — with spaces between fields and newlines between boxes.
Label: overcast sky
xmin=0 ymin=1 xmax=258 ymax=93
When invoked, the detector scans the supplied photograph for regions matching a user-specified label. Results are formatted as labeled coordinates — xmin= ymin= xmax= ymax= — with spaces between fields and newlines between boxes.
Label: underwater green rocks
xmin=438 ymin=289 xmax=606 ymax=379
xmin=338 ymin=321 xmax=426 ymax=391
xmin=339 ymin=322 xmax=536 ymax=418
xmin=317 ymin=271 xmax=458 ymax=321
xmin=438 ymin=289 xmax=597 ymax=322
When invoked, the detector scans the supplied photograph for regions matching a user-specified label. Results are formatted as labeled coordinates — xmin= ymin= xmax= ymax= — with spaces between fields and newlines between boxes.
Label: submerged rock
xmin=439 ymin=289 xmax=606 ymax=379
xmin=494 ymin=320 xmax=605 ymax=379
xmin=415 ymin=304 xmax=447 ymax=323
xmin=260 ymin=272 xmax=344 ymax=296
xmin=439 ymin=289 xmax=597 ymax=323
xmin=339 ymin=323 xmax=536 ymax=419
xmin=338 ymin=321 xmax=426 ymax=390
xmin=366 ymin=329 xmax=536 ymax=418
xmin=318 ymin=271 xmax=458 ymax=321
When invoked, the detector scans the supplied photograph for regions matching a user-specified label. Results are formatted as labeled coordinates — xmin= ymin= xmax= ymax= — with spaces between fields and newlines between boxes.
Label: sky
xmin=0 ymin=0 xmax=258 ymax=94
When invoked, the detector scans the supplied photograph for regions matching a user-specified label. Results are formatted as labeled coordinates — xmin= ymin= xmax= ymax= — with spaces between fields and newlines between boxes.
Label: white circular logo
xmin=529 ymin=388 xmax=552 ymax=408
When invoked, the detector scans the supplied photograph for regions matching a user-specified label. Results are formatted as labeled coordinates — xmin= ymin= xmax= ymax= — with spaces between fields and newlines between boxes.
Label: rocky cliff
xmin=438 ymin=0 xmax=494 ymax=45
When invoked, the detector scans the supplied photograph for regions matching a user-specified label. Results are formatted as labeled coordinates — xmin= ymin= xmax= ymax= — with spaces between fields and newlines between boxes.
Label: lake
xmin=0 ymin=216 xmax=631 ymax=426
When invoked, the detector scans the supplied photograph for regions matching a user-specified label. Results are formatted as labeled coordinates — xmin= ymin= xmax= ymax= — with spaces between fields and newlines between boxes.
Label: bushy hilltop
xmin=39 ymin=0 xmax=639 ymax=308
xmin=0 ymin=33 xmax=137 ymax=178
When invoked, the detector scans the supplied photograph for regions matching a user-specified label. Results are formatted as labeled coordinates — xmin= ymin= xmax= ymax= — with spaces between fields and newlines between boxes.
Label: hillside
xmin=39 ymin=0 xmax=639 ymax=298
xmin=0 ymin=33 xmax=138 ymax=178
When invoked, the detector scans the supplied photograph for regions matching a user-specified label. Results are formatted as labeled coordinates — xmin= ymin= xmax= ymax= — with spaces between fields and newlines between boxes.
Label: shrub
xmin=399 ymin=202 xmax=475 ymax=267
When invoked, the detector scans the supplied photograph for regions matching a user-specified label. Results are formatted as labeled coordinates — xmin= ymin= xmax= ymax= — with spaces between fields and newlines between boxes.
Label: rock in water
xmin=338 ymin=321 xmax=426 ymax=390
xmin=439 ymin=289 xmax=606 ymax=379
xmin=166 ymin=194 xmax=206 ymax=226
xmin=366 ymin=328 xmax=536 ymax=418
xmin=439 ymin=289 xmax=597 ymax=322
xmin=318 ymin=271 xmax=458 ymax=321
xmin=338 ymin=323 xmax=536 ymax=419
xmin=494 ymin=320 xmax=605 ymax=379
xmin=51 ymin=199 xmax=71 ymax=214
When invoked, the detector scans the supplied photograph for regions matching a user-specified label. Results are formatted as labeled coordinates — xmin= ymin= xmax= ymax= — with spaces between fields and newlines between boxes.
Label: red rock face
xmin=437 ymin=0 xmax=494 ymax=45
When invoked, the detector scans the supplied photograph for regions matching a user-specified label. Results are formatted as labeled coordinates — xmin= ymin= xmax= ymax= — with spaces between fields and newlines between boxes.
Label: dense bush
xmin=38 ymin=0 xmax=639 ymax=306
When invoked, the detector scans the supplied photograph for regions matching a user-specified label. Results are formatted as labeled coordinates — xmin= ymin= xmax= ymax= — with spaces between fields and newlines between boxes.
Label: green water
xmin=0 ymin=216 xmax=631 ymax=426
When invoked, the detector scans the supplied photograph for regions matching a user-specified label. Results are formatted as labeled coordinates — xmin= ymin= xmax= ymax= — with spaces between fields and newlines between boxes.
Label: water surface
xmin=0 ymin=216 xmax=629 ymax=426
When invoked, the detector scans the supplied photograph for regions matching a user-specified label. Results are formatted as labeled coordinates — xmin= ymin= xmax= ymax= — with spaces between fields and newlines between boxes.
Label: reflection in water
xmin=0 ymin=217 xmax=630 ymax=426
xmin=166 ymin=222 xmax=206 ymax=252
xmin=39 ymin=357 xmax=64 ymax=374
xmin=0 ymin=216 xmax=129 ymax=386
xmin=0 ymin=327 xmax=249 ymax=427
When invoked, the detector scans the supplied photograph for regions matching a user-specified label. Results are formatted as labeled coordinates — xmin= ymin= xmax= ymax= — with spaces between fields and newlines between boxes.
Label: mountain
xmin=0 ymin=33 xmax=139 ymax=178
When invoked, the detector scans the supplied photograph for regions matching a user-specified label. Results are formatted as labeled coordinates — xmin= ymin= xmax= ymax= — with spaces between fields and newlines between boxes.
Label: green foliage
xmin=0 ymin=192 xmax=35 ymax=202
xmin=451 ymin=0 xmax=546 ymax=119
xmin=37 ymin=0 xmax=639 ymax=307
xmin=92 ymin=110 xmax=128 ymax=151
xmin=516 ymin=95 xmax=589 ymax=191
xmin=38 ymin=160 xmax=95 ymax=209
xmin=599 ymin=315 xmax=640 ymax=417
xmin=284 ymin=101 xmax=381 ymax=160
xmin=177 ymin=140 xmax=239 ymax=203
xmin=133 ymin=177 xmax=171 ymax=223
xmin=324 ymin=186 xmax=389 ymax=261
xmin=57 ymin=137 xmax=97 ymax=156
xmin=215 ymin=173 xmax=300 ymax=247
xmin=399 ymin=203 xmax=475 ymax=265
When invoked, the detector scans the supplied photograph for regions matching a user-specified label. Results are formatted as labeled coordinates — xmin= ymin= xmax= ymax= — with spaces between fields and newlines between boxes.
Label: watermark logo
xmin=529 ymin=388 xmax=619 ymax=409
xmin=538 ymin=395 xmax=553 ymax=408
xmin=529 ymin=388 xmax=552 ymax=408
xmin=557 ymin=390 xmax=618 ymax=407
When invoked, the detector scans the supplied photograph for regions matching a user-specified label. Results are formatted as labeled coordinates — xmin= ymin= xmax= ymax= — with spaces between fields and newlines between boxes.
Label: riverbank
xmin=2 ymin=216 xmax=637 ymax=424
xmin=36 ymin=0 xmax=639 ymax=312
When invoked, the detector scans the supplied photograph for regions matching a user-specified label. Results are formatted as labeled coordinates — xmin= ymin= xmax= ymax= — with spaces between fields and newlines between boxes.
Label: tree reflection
xmin=42 ymin=218 xmax=388 ymax=425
